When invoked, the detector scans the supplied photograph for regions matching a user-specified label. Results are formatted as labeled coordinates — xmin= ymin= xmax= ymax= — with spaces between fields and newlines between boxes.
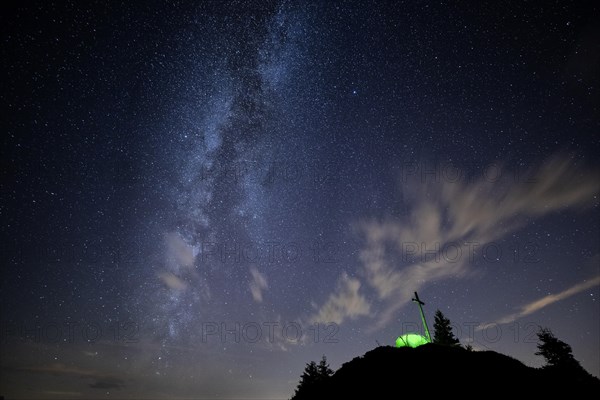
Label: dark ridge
xmin=292 ymin=344 xmax=600 ymax=399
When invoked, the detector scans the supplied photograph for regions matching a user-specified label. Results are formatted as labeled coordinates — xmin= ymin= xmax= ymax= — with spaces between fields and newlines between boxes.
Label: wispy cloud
xmin=157 ymin=232 xmax=200 ymax=291
xmin=359 ymin=156 xmax=598 ymax=329
xmin=478 ymin=275 xmax=600 ymax=329
xmin=41 ymin=391 xmax=82 ymax=397
xmin=360 ymin=156 xmax=598 ymax=329
xmin=164 ymin=231 xmax=197 ymax=269
xmin=309 ymin=272 xmax=371 ymax=324
xmin=311 ymin=156 xmax=598 ymax=330
xmin=89 ymin=376 xmax=125 ymax=390
xmin=20 ymin=363 xmax=127 ymax=391
xmin=22 ymin=363 xmax=100 ymax=377
xmin=249 ymin=267 xmax=268 ymax=303
xmin=158 ymin=271 xmax=188 ymax=291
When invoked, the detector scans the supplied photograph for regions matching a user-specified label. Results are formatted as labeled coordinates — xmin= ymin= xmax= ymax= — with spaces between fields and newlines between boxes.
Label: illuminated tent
xmin=395 ymin=333 xmax=430 ymax=348
xmin=395 ymin=292 xmax=432 ymax=348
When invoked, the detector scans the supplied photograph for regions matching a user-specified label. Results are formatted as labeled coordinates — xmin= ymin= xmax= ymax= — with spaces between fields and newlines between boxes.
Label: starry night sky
xmin=1 ymin=1 xmax=599 ymax=398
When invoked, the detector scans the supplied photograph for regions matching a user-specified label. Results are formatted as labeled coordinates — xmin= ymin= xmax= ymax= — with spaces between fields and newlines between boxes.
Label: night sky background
xmin=1 ymin=1 xmax=599 ymax=398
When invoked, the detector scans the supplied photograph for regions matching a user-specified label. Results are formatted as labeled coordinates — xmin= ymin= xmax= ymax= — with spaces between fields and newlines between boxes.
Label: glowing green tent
xmin=395 ymin=333 xmax=430 ymax=348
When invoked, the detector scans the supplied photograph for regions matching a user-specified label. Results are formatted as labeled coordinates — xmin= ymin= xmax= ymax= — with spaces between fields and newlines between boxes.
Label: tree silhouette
xmin=317 ymin=355 xmax=334 ymax=378
xmin=535 ymin=327 xmax=582 ymax=370
xmin=292 ymin=355 xmax=333 ymax=399
xmin=432 ymin=309 xmax=460 ymax=346
xmin=293 ymin=360 xmax=318 ymax=397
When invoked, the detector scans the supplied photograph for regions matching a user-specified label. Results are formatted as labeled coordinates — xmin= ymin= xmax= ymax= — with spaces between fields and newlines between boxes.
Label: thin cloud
xmin=325 ymin=155 xmax=599 ymax=330
xmin=309 ymin=272 xmax=371 ymax=325
xmin=158 ymin=272 xmax=188 ymax=291
xmin=89 ymin=376 xmax=125 ymax=390
xmin=164 ymin=231 xmax=197 ymax=269
xmin=21 ymin=363 xmax=99 ymax=377
xmin=19 ymin=363 xmax=127 ymax=391
xmin=41 ymin=391 xmax=82 ymax=397
xmin=249 ymin=267 xmax=268 ymax=303
xmin=479 ymin=275 xmax=600 ymax=330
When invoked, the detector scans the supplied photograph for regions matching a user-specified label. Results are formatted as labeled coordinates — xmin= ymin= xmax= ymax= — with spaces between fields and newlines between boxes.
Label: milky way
xmin=142 ymin=3 xmax=314 ymax=349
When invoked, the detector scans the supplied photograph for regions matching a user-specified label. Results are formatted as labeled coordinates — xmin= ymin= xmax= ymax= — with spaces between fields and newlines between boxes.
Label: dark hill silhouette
xmin=292 ymin=344 xmax=599 ymax=399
